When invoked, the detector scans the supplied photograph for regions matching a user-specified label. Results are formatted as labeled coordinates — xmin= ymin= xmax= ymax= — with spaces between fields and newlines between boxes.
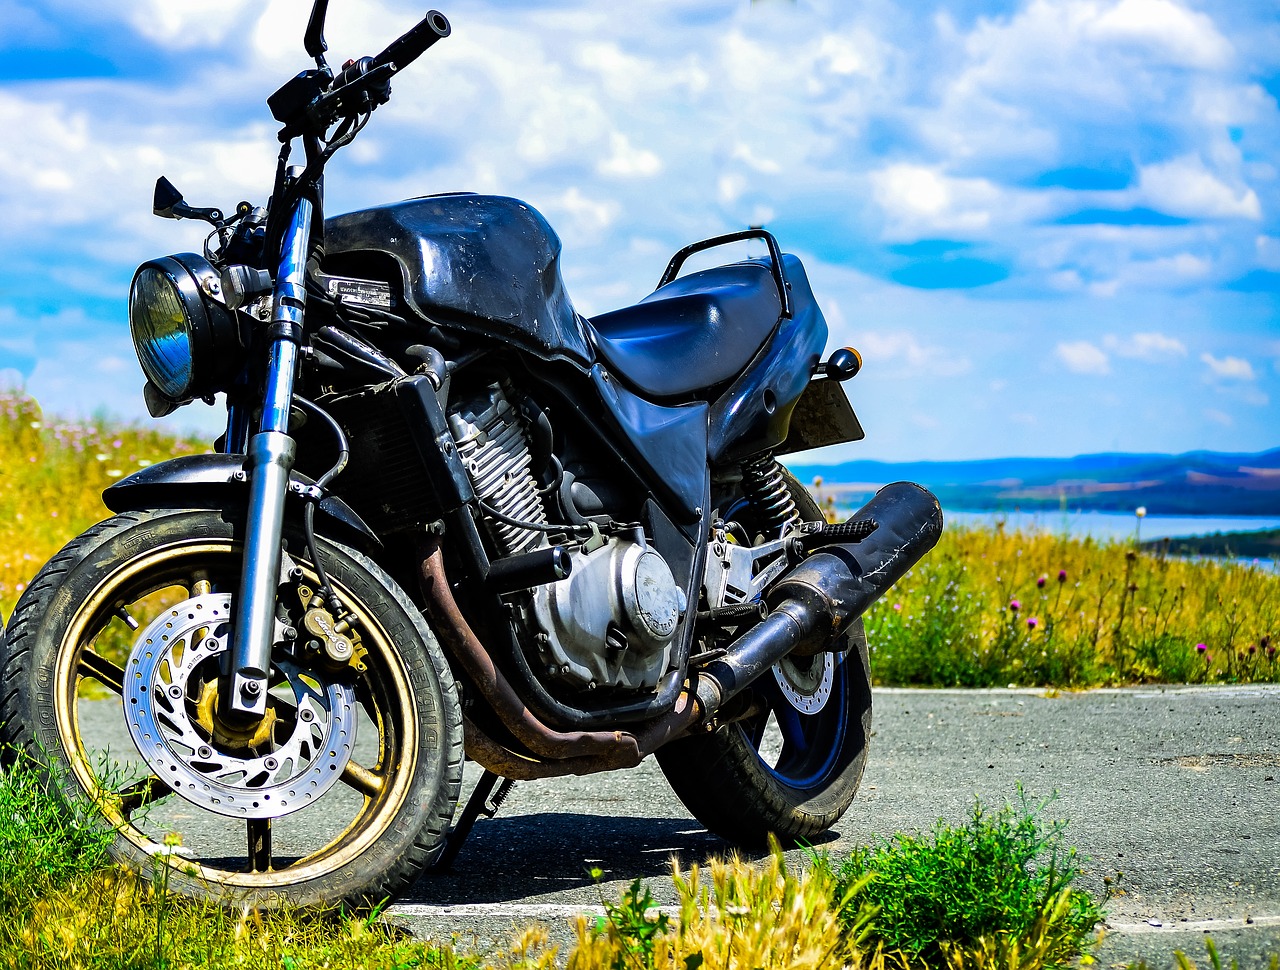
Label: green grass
xmin=1 ymin=753 xmax=1105 ymax=970
xmin=0 ymin=391 xmax=204 ymax=618
xmin=821 ymin=789 xmax=1103 ymax=969
xmin=830 ymin=508 xmax=1280 ymax=688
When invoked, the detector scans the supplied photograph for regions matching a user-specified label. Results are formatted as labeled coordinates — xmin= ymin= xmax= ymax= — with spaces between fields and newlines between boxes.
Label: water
xmin=943 ymin=509 xmax=1280 ymax=543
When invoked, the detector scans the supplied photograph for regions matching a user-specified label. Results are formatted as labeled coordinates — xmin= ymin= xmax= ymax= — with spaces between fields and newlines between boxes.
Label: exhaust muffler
xmin=695 ymin=481 xmax=943 ymax=717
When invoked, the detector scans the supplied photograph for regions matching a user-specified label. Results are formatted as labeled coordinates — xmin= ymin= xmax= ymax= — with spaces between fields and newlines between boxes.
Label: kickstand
xmin=437 ymin=769 xmax=515 ymax=871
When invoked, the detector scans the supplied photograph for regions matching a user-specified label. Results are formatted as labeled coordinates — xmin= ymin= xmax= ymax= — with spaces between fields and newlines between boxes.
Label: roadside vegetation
xmin=2 ymin=751 xmax=1105 ymax=970
xmin=809 ymin=482 xmax=1280 ymax=688
xmin=0 ymin=390 xmax=204 ymax=617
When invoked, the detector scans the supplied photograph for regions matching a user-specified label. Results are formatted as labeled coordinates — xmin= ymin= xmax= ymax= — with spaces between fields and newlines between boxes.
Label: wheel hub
xmin=771 ymin=652 xmax=835 ymax=714
xmin=123 ymin=592 xmax=357 ymax=819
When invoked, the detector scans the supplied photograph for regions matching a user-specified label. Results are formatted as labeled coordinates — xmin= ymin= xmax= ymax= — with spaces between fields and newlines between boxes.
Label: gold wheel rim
xmin=54 ymin=534 xmax=421 ymax=889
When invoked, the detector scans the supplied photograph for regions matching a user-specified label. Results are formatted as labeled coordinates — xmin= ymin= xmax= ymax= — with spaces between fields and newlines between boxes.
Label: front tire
xmin=656 ymin=470 xmax=872 ymax=847
xmin=0 ymin=508 xmax=463 ymax=908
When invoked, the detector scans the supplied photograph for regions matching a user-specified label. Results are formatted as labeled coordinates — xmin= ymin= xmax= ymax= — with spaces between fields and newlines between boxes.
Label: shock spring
xmin=740 ymin=453 xmax=801 ymax=536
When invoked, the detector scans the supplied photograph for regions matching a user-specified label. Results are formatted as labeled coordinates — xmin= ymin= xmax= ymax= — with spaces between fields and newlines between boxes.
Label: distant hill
xmin=787 ymin=447 xmax=1280 ymax=516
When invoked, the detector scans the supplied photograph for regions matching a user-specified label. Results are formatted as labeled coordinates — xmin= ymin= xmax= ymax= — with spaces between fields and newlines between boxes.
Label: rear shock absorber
xmin=740 ymin=453 xmax=802 ymax=536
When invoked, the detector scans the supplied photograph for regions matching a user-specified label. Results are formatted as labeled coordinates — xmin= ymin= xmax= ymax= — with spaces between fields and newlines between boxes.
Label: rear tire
xmin=656 ymin=470 xmax=872 ymax=847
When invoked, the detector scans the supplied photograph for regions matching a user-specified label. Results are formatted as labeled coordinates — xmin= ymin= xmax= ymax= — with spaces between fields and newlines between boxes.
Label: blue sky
xmin=1 ymin=0 xmax=1278 ymax=462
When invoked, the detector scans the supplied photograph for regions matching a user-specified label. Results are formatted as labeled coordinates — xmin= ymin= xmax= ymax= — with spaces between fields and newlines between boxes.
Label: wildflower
xmin=893 ymin=603 xmax=902 ymax=611
xmin=1037 ymin=574 xmax=1047 ymax=588
xmin=1249 ymin=644 xmax=1257 ymax=655
xmin=1196 ymin=643 xmax=1207 ymax=653
xmin=1058 ymin=569 xmax=1067 ymax=583
xmin=1027 ymin=617 xmax=1039 ymax=630
xmin=1268 ymin=646 xmax=1277 ymax=660
xmin=1009 ymin=599 xmax=1021 ymax=612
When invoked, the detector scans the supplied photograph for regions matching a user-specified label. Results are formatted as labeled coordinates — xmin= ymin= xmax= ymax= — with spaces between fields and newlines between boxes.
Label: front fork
xmin=222 ymin=195 xmax=313 ymax=720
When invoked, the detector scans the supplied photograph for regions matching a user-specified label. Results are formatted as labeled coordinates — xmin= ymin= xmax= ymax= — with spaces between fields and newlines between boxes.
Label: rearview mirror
xmin=153 ymin=176 xmax=185 ymax=219
xmin=305 ymin=0 xmax=331 ymax=67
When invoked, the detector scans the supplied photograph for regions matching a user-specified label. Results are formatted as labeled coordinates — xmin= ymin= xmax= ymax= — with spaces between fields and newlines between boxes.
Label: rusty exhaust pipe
xmin=417 ymin=539 xmax=638 ymax=761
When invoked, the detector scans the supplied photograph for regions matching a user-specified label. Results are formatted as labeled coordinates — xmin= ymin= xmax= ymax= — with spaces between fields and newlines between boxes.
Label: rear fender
xmin=102 ymin=453 xmax=381 ymax=553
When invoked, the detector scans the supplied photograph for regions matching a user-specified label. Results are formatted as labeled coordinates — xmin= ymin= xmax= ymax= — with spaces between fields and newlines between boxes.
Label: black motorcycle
xmin=0 ymin=3 xmax=941 ymax=908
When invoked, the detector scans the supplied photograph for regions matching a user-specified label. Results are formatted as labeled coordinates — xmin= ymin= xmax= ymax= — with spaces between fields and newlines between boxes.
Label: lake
xmin=944 ymin=508 xmax=1280 ymax=543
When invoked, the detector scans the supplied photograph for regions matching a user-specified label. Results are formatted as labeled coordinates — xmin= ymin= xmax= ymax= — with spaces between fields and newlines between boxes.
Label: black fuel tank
xmin=324 ymin=193 xmax=594 ymax=365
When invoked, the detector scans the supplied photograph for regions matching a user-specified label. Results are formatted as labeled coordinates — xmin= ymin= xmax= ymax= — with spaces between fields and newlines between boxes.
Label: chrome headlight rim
xmin=129 ymin=252 xmax=243 ymax=405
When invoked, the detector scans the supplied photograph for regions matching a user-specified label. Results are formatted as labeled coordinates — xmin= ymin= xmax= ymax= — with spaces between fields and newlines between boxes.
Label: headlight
xmin=129 ymin=253 xmax=243 ymax=404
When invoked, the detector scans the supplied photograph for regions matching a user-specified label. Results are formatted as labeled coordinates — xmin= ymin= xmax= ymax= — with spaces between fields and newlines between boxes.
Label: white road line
xmin=1106 ymin=915 xmax=1280 ymax=935
xmin=387 ymin=903 xmax=1280 ymax=934
xmin=875 ymin=685 xmax=1280 ymax=698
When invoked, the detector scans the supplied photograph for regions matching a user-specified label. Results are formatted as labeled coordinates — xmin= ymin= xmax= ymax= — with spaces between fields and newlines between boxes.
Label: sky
xmin=1 ymin=0 xmax=1278 ymax=463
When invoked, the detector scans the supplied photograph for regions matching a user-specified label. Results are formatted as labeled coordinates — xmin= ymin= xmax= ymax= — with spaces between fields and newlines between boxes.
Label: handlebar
xmin=372 ymin=10 xmax=451 ymax=72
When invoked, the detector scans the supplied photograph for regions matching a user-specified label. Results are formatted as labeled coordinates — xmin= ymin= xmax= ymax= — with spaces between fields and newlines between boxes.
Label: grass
xmin=807 ymin=484 xmax=1280 ymax=688
xmin=0 ymin=752 xmax=1106 ymax=970
xmin=0 ymin=391 xmax=204 ymax=618
xmin=821 ymin=789 xmax=1103 ymax=969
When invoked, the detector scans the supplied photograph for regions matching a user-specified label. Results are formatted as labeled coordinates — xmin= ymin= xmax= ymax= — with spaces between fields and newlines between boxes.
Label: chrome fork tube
xmin=223 ymin=195 xmax=313 ymax=720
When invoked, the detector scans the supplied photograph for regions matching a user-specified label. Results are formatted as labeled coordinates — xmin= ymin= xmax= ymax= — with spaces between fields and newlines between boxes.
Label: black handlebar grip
xmin=371 ymin=10 xmax=451 ymax=72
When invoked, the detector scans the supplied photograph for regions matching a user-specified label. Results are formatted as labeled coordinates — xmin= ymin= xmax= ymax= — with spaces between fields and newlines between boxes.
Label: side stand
xmin=437 ymin=769 xmax=515 ymax=871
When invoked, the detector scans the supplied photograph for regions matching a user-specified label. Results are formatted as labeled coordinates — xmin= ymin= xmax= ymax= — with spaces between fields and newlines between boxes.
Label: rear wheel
xmin=656 ymin=470 xmax=872 ymax=847
xmin=0 ymin=508 xmax=463 ymax=908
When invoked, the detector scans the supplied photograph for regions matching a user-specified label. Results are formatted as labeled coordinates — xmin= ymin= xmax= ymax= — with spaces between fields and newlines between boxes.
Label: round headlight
xmin=128 ymin=253 xmax=242 ymax=403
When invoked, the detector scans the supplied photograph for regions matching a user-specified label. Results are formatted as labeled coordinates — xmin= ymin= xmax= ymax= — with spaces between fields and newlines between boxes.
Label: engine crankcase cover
xmin=531 ymin=539 xmax=685 ymax=690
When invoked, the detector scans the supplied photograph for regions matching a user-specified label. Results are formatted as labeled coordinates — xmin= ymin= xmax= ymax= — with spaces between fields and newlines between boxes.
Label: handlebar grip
xmin=371 ymin=10 xmax=451 ymax=72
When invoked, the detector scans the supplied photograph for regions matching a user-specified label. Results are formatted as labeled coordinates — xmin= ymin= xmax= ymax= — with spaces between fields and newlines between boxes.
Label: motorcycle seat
xmin=587 ymin=260 xmax=782 ymax=399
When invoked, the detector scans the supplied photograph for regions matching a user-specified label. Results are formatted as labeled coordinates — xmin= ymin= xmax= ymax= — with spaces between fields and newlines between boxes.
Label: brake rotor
xmin=771 ymin=651 xmax=835 ymax=715
xmin=122 ymin=592 xmax=357 ymax=819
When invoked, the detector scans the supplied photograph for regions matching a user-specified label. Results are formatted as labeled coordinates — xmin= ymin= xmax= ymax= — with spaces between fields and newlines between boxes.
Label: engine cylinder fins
xmin=448 ymin=382 xmax=548 ymax=556
xmin=739 ymin=453 xmax=802 ymax=536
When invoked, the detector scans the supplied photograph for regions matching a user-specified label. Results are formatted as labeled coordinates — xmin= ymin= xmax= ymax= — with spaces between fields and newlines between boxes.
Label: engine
xmin=447 ymin=382 xmax=687 ymax=692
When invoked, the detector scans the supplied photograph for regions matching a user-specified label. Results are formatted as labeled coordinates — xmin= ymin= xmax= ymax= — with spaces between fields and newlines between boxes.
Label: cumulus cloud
xmin=1137 ymin=155 xmax=1261 ymax=220
xmin=856 ymin=330 xmax=971 ymax=378
xmin=1200 ymin=352 xmax=1255 ymax=382
xmin=1088 ymin=0 xmax=1233 ymax=69
xmin=1103 ymin=332 xmax=1188 ymax=360
xmin=1056 ymin=340 xmax=1110 ymax=375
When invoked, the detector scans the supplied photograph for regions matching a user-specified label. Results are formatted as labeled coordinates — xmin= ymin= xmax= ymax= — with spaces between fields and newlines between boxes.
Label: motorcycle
xmin=0 ymin=2 xmax=942 ymax=909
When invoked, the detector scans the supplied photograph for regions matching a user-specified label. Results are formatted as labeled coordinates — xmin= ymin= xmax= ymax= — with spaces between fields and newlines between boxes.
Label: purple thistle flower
xmin=1057 ymin=569 xmax=1067 ymax=583
xmin=1196 ymin=643 xmax=1207 ymax=653
xmin=1027 ymin=617 xmax=1039 ymax=629
xmin=1010 ymin=599 xmax=1021 ymax=612
xmin=1037 ymin=575 xmax=1047 ymax=588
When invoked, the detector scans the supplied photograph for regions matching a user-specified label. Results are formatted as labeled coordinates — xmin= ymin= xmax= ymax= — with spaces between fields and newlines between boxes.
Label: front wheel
xmin=0 ymin=508 xmax=463 ymax=908
xmin=656 ymin=469 xmax=872 ymax=847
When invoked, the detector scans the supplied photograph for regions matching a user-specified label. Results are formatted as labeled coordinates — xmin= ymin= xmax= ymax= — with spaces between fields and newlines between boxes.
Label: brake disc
xmin=123 ymin=592 xmax=357 ymax=819
xmin=771 ymin=651 xmax=835 ymax=715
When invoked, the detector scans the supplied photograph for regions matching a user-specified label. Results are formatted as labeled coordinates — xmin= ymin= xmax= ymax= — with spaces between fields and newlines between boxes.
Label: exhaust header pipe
xmin=696 ymin=481 xmax=943 ymax=716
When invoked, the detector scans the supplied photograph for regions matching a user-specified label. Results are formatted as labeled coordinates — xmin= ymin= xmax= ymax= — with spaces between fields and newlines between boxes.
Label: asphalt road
xmin=394 ymin=685 xmax=1280 ymax=969
xmin=80 ymin=685 xmax=1280 ymax=968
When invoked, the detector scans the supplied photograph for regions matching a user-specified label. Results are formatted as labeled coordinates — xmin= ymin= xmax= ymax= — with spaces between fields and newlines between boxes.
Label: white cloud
xmin=597 ymin=133 xmax=662 ymax=178
xmin=1200 ymin=352 xmax=1255 ymax=382
xmin=857 ymin=330 xmax=971 ymax=378
xmin=126 ymin=0 xmax=259 ymax=48
xmin=1056 ymin=340 xmax=1111 ymax=375
xmin=1204 ymin=408 xmax=1233 ymax=426
xmin=1137 ymin=155 xmax=1261 ymax=220
xmin=868 ymin=164 xmax=1007 ymax=238
xmin=1103 ymin=332 xmax=1188 ymax=360
xmin=1089 ymin=0 xmax=1233 ymax=69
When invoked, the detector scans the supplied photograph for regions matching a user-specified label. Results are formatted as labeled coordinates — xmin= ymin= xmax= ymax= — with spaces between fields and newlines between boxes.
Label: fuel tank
xmin=324 ymin=193 xmax=594 ymax=365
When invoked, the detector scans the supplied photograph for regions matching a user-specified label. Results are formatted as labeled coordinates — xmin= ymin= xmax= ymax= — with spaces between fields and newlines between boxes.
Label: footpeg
xmin=794 ymin=517 xmax=878 ymax=554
